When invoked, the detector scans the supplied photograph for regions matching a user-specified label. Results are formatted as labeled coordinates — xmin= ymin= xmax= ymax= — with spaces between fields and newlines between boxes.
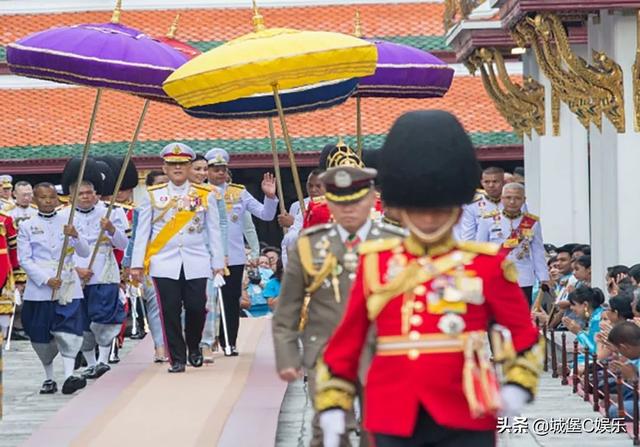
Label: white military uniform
xmin=456 ymin=191 xmax=502 ymax=241
xmin=130 ymin=180 xmax=225 ymax=277
xmin=281 ymin=197 xmax=310 ymax=266
xmin=19 ymin=208 xmax=89 ymax=303
xmin=476 ymin=210 xmax=549 ymax=287
xmin=74 ymin=201 xmax=129 ymax=285
xmin=6 ymin=204 xmax=38 ymax=230
xmin=221 ymin=182 xmax=278 ymax=266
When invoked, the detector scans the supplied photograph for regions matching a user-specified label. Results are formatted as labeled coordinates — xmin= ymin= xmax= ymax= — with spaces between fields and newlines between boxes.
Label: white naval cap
xmin=0 ymin=175 xmax=13 ymax=189
xmin=160 ymin=142 xmax=195 ymax=163
xmin=205 ymin=148 xmax=229 ymax=166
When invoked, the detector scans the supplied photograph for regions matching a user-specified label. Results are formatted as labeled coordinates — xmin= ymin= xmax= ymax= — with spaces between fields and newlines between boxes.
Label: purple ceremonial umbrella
xmin=6 ymin=10 xmax=190 ymax=286
xmin=353 ymin=39 xmax=454 ymax=154
xmin=6 ymin=22 xmax=189 ymax=102
xmin=356 ymin=40 xmax=454 ymax=98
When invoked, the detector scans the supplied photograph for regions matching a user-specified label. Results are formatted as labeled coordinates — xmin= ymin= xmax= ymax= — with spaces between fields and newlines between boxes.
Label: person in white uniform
xmin=18 ymin=182 xmax=89 ymax=395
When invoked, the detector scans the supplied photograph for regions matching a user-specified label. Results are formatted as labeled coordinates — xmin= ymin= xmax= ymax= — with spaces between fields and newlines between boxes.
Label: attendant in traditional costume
xmin=18 ymin=182 xmax=89 ymax=394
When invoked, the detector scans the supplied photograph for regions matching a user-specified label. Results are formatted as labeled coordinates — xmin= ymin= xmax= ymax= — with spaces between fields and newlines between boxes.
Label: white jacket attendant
xmin=18 ymin=208 xmax=90 ymax=302
xmin=130 ymin=181 xmax=224 ymax=280
xmin=73 ymin=201 xmax=129 ymax=286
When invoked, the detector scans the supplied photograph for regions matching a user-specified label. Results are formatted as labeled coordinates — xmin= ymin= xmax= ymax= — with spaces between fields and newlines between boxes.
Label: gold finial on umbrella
xmin=111 ymin=0 xmax=122 ymax=24
xmin=252 ymin=0 xmax=266 ymax=32
xmin=167 ymin=13 xmax=181 ymax=39
xmin=354 ymin=10 xmax=363 ymax=38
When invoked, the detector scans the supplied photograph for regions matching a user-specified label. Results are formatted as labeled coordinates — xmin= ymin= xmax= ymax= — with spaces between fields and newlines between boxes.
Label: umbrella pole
xmin=86 ymin=99 xmax=150 ymax=274
xmin=267 ymin=117 xmax=288 ymax=233
xmin=271 ymin=83 xmax=306 ymax=215
xmin=51 ymin=88 xmax=103 ymax=300
xmin=356 ymin=96 xmax=363 ymax=159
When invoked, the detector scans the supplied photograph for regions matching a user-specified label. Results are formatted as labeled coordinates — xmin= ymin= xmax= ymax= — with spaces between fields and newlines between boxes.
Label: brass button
xmin=413 ymin=301 xmax=425 ymax=312
xmin=409 ymin=331 xmax=420 ymax=341
xmin=414 ymin=285 xmax=426 ymax=296
xmin=408 ymin=349 xmax=419 ymax=360
xmin=410 ymin=315 xmax=423 ymax=327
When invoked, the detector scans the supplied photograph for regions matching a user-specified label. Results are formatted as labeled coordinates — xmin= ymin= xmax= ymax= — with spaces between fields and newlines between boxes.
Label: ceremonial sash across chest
xmin=143 ymin=188 xmax=208 ymax=274
xmin=503 ymin=214 xmax=536 ymax=250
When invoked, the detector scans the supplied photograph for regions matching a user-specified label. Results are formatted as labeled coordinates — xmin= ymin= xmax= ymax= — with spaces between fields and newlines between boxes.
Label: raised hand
xmin=261 ymin=173 xmax=277 ymax=199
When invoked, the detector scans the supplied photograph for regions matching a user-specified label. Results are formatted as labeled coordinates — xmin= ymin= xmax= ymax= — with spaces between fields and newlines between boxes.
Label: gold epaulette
xmin=471 ymin=192 xmax=484 ymax=203
xmin=229 ymin=183 xmax=245 ymax=190
xmin=58 ymin=195 xmax=70 ymax=204
xmin=358 ymin=237 xmax=403 ymax=255
xmin=299 ymin=223 xmax=333 ymax=237
xmin=193 ymin=183 xmax=213 ymax=192
xmin=1 ymin=202 xmax=15 ymax=212
xmin=456 ymin=240 xmax=500 ymax=256
xmin=55 ymin=203 xmax=70 ymax=211
xmin=30 ymin=203 xmax=37 ymax=209
xmin=115 ymin=201 xmax=134 ymax=210
xmin=311 ymin=195 xmax=326 ymax=204
xmin=376 ymin=221 xmax=408 ymax=237
xmin=481 ymin=209 xmax=500 ymax=219
xmin=147 ymin=183 xmax=167 ymax=191
xmin=523 ymin=212 xmax=539 ymax=221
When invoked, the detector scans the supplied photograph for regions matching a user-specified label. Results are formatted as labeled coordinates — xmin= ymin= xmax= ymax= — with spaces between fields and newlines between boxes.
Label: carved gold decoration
xmin=444 ymin=0 xmax=482 ymax=32
xmin=466 ymin=48 xmax=545 ymax=138
xmin=633 ymin=11 xmax=640 ymax=132
xmin=551 ymin=88 xmax=560 ymax=136
xmin=513 ymin=13 xmax=625 ymax=133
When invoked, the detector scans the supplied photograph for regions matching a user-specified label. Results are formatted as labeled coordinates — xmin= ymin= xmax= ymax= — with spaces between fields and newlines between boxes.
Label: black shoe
xmin=11 ymin=330 xmax=30 ymax=341
xmin=168 ymin=362 xmax=186 ymax=373
xmin=62 ymin=376 xmax=87 ymax=395
xmin=130 ymin=331 xmax=146 ymax=340
xmin=188 ymin=348 xmax=204 ymax=368
xmin=230 ymin=346 xmax=239 ymax=357
xmin=39 ymin=380 xmax=57 ymax=394
xmin=85 ymin=363 xmax=110 ymax=379
xmin=74 ymin=352 xmax=87 ymax=370
xmin=81 ymin=366 xmax=95 ymax=379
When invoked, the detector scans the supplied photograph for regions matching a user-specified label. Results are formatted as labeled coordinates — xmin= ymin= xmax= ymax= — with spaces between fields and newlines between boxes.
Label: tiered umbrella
xmin=6 ymin=1 xmax=189 ymax=290
xmin=163 ymin=1 xmax=377 ymax=212
xmin=352 ymin=12 xmax=454 ymax=155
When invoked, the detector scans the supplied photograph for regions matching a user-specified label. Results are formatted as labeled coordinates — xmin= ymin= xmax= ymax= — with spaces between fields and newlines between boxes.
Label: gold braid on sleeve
xmin=503 ymin=335 xmax=545 ymax=398
xmin=314 ymin=359 xmax=356 ymax=412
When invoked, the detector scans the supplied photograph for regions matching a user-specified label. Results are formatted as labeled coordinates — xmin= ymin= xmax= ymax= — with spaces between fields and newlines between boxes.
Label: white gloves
xmin=319 ymin=409 xmax=346 ymax=447
xmin=213 ymin=274 xmax=226 ymax=288
xmin=499 ymin=384 xmax=530 ymax=418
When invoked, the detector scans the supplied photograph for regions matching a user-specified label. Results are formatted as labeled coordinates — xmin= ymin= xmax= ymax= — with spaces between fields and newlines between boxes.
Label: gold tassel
xmin=298 ymin=293 xmax=311 ymax=332
xmin=462 ymin=337 xmax=481 ymax=418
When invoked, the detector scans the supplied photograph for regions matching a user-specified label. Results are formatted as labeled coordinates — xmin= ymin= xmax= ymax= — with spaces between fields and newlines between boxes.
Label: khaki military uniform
xmin=273 ymin=219 xmax=406 ymax=447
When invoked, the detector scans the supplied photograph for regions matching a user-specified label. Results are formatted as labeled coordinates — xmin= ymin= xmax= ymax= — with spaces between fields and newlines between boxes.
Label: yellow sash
xmin=143 ymin=187 xmax=209 ymax=274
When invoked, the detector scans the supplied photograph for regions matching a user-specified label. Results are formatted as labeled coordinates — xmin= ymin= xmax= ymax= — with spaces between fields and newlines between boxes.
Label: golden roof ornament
xmin=251 ymin=0 xmax=266 ymax=32
xmin=354 ymin=10 xmax=363 ymax=38
xmin=111 ymin=0 xmax=122 ymax=24
xmin=167 ymin=13 xmax=181 ymax=39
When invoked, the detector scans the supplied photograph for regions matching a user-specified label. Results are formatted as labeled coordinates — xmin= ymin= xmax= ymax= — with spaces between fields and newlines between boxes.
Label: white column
xmin=588 ymin=11 xmax=640 ymax=290
xmin=521 ymin=51 xmax=590 ymax=247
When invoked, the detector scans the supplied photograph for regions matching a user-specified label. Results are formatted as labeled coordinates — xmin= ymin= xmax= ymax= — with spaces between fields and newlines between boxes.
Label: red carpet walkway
xmin=22 ymin=319 xmax=286 ymax=447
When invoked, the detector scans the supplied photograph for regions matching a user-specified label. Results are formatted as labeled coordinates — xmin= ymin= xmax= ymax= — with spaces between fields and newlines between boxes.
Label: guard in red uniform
xmin=0 ymin=213 xmax=19 ymax=325
xmin=315 ymin=111 xmax=544 ymax=447
xmin=304 ymin=143 xmax=383 ymax=228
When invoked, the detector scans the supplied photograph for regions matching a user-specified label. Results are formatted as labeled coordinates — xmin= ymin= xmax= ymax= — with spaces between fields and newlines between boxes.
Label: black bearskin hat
xmin=97 ymin=156 xmax=139 ymax=191
xmin=95 ymin=160 xmax=116 ymax=197
xmin=60 ymin=158 xmax=105 ymax=196
xmin=378 ymin=111 xmax=480 ymax=208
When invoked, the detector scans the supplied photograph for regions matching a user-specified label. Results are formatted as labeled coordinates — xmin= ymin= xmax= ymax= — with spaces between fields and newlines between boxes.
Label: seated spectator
xmin=573 ymin=255 xmax=591 ymax=287
xmin=562 ymin=286 xmax=605 ymax=364
xmin=629 ymin=264 xmax=640 ymax=286
xmin=607 ymin=265 xmax=630 ymax=297
xmin=261 ymin=246 xmax=280 ymax=273
xmin=596 ymin=291 xmax=634 ymax=360
xmin=264 ymin=258 xmax=283 ymax=312
xmin=606 ymin=322 xmax=640 ymax=418
xmin=241 ymin=255 xmax=273 ymax=317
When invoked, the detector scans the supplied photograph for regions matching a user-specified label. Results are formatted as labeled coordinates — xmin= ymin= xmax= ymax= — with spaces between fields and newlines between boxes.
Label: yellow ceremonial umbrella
xmin=163 ymin=1 xmax=377 ymax=210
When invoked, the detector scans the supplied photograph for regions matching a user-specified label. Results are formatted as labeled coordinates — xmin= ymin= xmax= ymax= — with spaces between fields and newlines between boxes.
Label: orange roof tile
xmin=0 ymin=75 xmax=514 ymax=150
xmin=0 ymin=3 xmax=445 ymax=46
